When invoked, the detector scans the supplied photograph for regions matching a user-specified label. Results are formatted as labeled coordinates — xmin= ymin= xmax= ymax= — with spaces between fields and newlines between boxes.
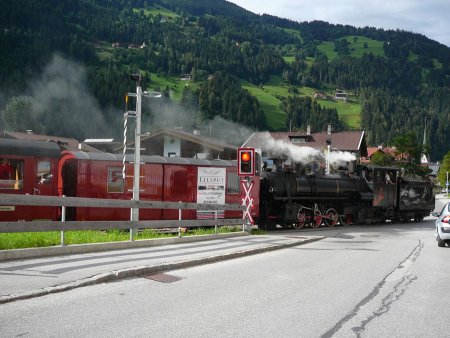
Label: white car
xmin=433 ymin=202 xmax=450 ymax=247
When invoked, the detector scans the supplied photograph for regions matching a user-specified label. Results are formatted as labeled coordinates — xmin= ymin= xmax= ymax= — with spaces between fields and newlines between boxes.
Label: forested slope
xmin=0 ymin=0 xmax=449 ymax=159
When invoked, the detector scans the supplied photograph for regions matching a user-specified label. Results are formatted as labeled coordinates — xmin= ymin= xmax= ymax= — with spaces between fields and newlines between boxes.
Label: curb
xmin=0 ymin=236 xmax=324 ymax=304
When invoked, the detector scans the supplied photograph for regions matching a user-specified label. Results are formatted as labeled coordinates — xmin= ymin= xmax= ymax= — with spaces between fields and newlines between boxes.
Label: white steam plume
xmin=260 ymin=132 xmax=321 ymax=163
xmin=326 ymin=151 xmax=356 ymax=166
xmin=259 ymin=132 xmax=357 ymax=167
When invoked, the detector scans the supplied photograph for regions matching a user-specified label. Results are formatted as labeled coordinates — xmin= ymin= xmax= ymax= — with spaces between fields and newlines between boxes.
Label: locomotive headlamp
xmin=237 ymin=148 xmax=255 ymax=176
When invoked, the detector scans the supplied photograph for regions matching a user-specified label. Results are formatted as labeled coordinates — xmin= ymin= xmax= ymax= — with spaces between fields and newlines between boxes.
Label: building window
xmin=291 ymin=137 xmax=308 ymax=143
xmin=0 ymin=158 xmax=23 ymax=190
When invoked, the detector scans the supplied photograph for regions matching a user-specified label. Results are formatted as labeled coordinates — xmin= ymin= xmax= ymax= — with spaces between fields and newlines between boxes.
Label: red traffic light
xmin=237 ymin=148 xmax=255 ymax=176
xmin=241 ymin=152 xmax=251 ymax=162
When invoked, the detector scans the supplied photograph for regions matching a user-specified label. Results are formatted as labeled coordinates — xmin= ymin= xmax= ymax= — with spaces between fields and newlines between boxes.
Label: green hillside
xmin=134 ymin=5 xmax=180 ymax=19
xmin=0 ymin=0 xmax=449 ymax=159
xmin=242 ymin=76 xmax=361 ymax=130
xmin=317 ymin=36 xmax=385 ymax=59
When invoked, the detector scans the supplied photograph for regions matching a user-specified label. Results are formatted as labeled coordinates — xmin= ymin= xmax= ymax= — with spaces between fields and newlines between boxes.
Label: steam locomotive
xmin=257 ymin=161 xmax=435 ymax=229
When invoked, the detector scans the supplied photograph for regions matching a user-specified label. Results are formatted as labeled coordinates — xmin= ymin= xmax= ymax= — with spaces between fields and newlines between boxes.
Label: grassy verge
xmin=0 ymin=226 xmax=250 ymax=250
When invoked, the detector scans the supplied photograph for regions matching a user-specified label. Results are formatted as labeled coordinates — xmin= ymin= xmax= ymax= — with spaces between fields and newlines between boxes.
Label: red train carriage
xmin=58 ymin=150 xmax=260 ymax=222
xmin=0 ymin=138 xmax=260 ymax=223
xmin=0 ymin=139 xmax=61 ymax=221
xmin=59 ymin=151 xmax=165 ymax=221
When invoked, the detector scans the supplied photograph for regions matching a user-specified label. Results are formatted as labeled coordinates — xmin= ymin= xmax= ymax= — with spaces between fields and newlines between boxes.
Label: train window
xmin=37 ymin=160 xmax=52 ymax=184
xmin=107 ymin=167 xmax=124 ymax=193
xmin=0 ymin=158 xmax=23 ymax=190
xmin=226 ymin=172 xmax=240 ymax=194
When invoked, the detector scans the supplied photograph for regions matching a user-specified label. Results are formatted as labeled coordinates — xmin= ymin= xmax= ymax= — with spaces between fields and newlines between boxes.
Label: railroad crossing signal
xmin=241 ymin=179 xmax=254 ymax=226
xmin=237 ymin=148 xmax=255 ymax=176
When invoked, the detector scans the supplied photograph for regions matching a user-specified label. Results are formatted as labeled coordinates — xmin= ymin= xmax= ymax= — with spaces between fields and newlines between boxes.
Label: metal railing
xmin=0 ymin=194 xmax=246 ymax=245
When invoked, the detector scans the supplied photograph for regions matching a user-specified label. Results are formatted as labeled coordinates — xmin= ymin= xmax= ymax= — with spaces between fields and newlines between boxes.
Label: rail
xmin=0 ymin=194 xmax=247 ymax=242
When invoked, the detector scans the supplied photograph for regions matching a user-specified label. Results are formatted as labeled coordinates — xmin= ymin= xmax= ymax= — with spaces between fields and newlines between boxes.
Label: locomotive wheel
xmin=324 ymin=208 xmax=338 ymax=227
xmin=311 ymin=209 xmax=322 ymax=228
xmin=295 ymin=209 xmax=306 ymax=229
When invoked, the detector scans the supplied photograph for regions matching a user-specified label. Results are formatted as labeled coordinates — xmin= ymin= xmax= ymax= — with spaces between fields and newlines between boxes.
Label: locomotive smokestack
xmin=327 ymin=124 xmax=332 ymax=135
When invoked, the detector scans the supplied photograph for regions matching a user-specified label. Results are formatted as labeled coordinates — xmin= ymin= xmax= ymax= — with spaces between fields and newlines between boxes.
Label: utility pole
xmin=127 ymin=74 xmax=161 ymax=240
xmin=126 ymin=74 xmax=143 ymax=240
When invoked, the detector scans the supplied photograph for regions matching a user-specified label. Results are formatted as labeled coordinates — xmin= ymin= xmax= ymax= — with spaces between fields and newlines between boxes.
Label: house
xmin=313 ymin=91 xmax=328 ymax=99
xmin=428 ymin=162 xmax=440 ymax=178
xmin=360 ymin=146 xmax=395 ymax=164
xmin=242 ymin=125 xmax=367 ymax=171
xmin=243 ymin=127 xmax=366 ymax=157
xmin=118 ymin=128 xmax=238 ymax=160
xmin=334 ymin=89 xmax=348 ymax=102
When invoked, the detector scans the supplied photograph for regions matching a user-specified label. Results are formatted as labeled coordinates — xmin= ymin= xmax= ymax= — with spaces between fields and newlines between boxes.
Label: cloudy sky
xmin=227 ymin=0 xmax=450 ymax=47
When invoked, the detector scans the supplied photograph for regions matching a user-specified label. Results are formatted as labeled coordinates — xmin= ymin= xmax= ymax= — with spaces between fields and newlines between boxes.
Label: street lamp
xmin=127 ymin=74 xmax=161 ymax=239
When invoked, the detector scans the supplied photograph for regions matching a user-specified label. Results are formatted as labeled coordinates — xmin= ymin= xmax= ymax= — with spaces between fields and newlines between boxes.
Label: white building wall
xmin=163 ymin=136 xmax=180 ymax=157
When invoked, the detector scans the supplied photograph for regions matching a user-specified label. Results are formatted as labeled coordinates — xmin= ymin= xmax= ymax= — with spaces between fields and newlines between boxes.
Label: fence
xmin=0 ymin=194 xmax=247 ymax=245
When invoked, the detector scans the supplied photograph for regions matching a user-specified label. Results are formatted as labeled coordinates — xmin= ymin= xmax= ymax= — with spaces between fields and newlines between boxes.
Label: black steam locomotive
xmin=258 ymin=164 xmax=435 ymax=229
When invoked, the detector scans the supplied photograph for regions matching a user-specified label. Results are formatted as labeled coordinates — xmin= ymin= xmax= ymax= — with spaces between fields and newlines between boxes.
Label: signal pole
xmin=132 ymin=76 xmax=142 ymax=227
xmin=127 ymin=74 xmax=161 ymax=240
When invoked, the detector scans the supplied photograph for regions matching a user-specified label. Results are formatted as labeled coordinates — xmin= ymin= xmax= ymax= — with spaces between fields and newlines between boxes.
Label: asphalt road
xmin=1 ymin=218 xmax=448 ymax=338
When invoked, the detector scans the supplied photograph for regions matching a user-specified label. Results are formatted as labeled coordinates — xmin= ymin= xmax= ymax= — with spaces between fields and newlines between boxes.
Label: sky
xmin=227 ymin=0 xmax=450 ymax=47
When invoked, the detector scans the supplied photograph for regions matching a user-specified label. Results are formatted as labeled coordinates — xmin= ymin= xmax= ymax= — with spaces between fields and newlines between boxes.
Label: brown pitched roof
xmin=0 ymin=130 xmax=99 ymax=152
xmin=365 ymin=147 xmax=397 ymax=158
xmin=366 ymin=147 xmax=384 ymax=157
xmin=243 ymin=131 xmax=367 ymax=155
xmin=135 ymin=128 xmax=238 ymax=152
